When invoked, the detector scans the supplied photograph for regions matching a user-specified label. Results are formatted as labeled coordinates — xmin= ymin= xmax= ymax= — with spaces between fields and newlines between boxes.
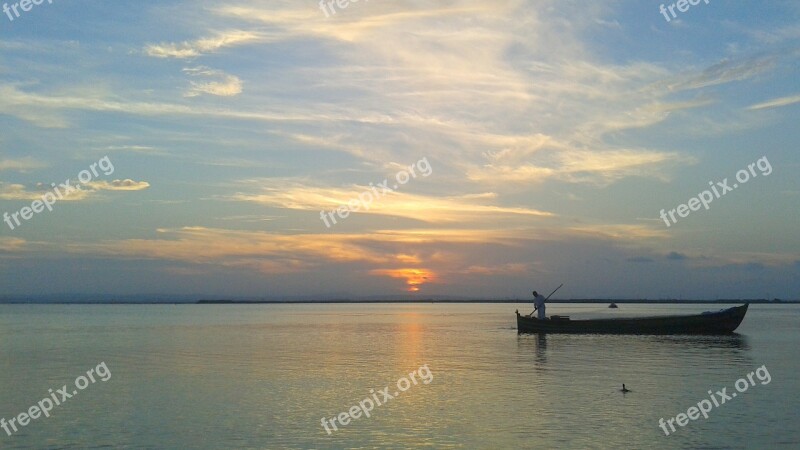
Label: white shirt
xmin=534 ymin=294 xmax=546 ymax=307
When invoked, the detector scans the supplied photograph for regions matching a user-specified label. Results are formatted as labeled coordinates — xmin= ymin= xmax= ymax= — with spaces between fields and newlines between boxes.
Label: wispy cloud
xmin=469 ymin=147 xmax=694 ymax=186
xmin=747 ymin=93 xmax=800 ymax=110
xmin=0 ymin=158 xmax=45 ymax=172
xmin=0 ymin=237 xmax=26 ymax=252
xmin=0 ymin=178 xmax=149 ymax=201
xmin=661 ymin=56 xmax=778 ymax=91
xmin=143 ymin=30 xmax=262 ymax=58
xmin=183 ymin=66 xmax=243 ymax=97
xmin=229 ymin=181 xmax=554 ymax=224
xmin=0 ymin=182 xmax=92 ymax=201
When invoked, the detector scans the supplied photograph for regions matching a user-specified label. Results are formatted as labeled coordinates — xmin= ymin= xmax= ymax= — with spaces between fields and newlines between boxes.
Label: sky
xmin=0 ymin=0 xmax=798 ymax=300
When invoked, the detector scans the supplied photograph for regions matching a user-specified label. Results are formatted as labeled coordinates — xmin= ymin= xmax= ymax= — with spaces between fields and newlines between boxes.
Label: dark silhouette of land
xmin=0 ymin=294 xmax=795 ymax=305
xmin=195 ymin=298 xmax=795 ymax=304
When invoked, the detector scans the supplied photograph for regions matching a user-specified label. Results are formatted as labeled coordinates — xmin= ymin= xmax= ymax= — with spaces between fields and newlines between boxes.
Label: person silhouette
xmin=532 ymin=290 xmax=547 ymax=320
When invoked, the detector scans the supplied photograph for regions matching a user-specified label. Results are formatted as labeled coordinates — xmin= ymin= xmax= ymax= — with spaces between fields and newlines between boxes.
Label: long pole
xmin=530 ymin=283 xmax=563 ymax=316
xmin=545 ymin=283 xmax=563 ymax=301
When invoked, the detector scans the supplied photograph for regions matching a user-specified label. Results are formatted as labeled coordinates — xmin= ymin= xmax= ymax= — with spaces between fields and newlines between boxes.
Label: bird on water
xmin=620 ymin=384 xmax=631 ymax=393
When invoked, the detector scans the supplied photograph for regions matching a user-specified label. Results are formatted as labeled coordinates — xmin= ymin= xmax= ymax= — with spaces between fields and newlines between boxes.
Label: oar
xmin=529 ymin=283 xmax=563 ymax=316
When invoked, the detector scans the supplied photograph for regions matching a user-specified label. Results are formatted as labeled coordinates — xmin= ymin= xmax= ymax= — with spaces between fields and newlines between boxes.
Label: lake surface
xmin=0 ymin=303 xmax=797 ymax=449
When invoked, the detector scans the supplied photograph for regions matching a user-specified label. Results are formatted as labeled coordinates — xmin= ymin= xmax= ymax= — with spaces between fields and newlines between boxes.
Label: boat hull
xmin=516 ymin=304 xmax=749 ymax=334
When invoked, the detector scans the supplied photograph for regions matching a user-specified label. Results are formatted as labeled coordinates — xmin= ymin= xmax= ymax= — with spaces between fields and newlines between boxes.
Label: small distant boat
xmin=516 ymin=304 xmax=749 ymax=334
xmin=609 ymin=303 xmax=618 ymax=308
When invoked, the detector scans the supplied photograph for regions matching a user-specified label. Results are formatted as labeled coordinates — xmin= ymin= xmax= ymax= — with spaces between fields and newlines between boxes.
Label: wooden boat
xmin=516 ymin=304 xmax=749 ymax=334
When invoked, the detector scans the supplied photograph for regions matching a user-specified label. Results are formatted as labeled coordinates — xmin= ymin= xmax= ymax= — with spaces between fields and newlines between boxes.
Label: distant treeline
xmin=196 ymin=299 xmax=796 ymax=304
xmin=1 ymin=298 xmax=795 ymax=305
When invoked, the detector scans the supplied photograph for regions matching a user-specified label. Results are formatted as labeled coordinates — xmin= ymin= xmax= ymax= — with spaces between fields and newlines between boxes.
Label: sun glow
xmin=371 ymin=268 xmax=435 ymax=292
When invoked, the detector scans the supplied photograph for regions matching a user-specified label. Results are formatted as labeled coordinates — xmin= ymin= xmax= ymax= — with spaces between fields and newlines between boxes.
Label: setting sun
xmin=370 ymin=268 xmax=436 ymax=292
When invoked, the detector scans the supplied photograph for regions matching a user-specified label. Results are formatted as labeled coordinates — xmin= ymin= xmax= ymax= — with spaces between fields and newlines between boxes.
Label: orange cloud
xmin=370 ymin=268 xmax=436 ymax=292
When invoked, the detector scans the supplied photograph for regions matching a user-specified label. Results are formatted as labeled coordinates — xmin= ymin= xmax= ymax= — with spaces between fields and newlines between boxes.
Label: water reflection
xmin=516 ymin=332 xmax=751 ymax=366
xmin=531 ymin=333 xmax=547 ymax=365
xmin=643 ymin=333 xmax=749 ymax=351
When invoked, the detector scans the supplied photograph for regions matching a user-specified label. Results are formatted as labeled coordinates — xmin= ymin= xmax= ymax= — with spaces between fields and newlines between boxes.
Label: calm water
xmin=0 ymin=303 xmax=797 ymax=449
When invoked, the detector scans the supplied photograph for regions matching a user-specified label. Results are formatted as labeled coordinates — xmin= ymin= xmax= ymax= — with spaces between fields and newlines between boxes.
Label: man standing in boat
xmin=532 ymin=290 xmax=547 ymax=320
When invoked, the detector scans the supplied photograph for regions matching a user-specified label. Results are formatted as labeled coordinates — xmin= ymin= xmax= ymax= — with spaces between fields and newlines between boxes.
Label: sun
xmin=370 ymin=268 xmax=435 ymax=292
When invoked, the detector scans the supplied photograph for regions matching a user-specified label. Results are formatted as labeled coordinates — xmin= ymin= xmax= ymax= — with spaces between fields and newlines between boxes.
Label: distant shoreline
xmin=195 ymin=299 xmax=797 ymax=304
xmin=0 ymin=299 xmax=797 ymax=305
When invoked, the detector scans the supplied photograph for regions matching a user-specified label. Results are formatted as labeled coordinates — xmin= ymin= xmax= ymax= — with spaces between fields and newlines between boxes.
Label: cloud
xmin=567 ymin=224 xmax=669 ymax=241
xmin=0 ymin=178 xmax=149 ymax=201
xmin=469 ymin=146 xmax=694 ymax=185
xmin=0 ymin=237 xmax=26 ymax=252
xmin=203 ymin=2 xmax=736 ymax=188
xmin=143 ymin=30 xmax=262 ymax=58
xmin=56 ymin=223 xmax=671 ymax=284
xmin=0 ymin=83 xmax=384 ymax=128
xmin=369 ymin=268 xmax=435 ymax=292
xmin=70 ymin=227 xmax=418 ymax=268
xmin=229 ymin=180 xmax=554 ymax=224
xmin=0 ymin=183 xmax=38 ymax=201
xmin=660 ymin=56 xmax=778 ymax=92
xmin=0 ymin=158 xmax=46 ymax=172
xmin=183 ymin=66 xmax=243 ymax=97
xmin=747 ymin=93 xmax=800 ymax=110
xmin=85 ymin=179 xmax=151 ymax=191
xmin=0 ymin=182 xmax=91 ymax=201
